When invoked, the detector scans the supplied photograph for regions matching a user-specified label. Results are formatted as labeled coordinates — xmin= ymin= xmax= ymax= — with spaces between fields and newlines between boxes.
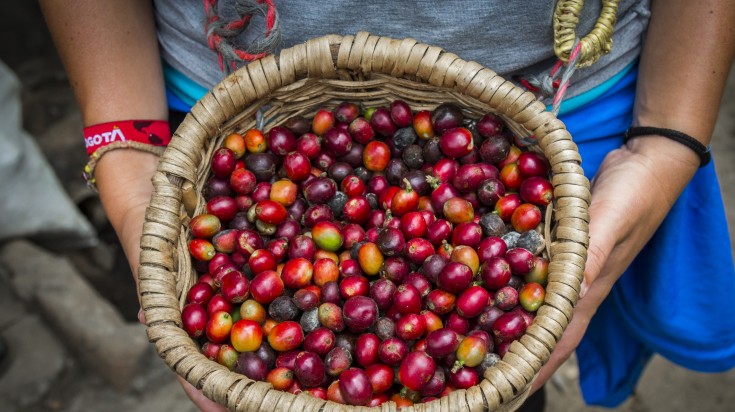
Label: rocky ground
xmin=1 ymin=3 xmax=734 ymax=412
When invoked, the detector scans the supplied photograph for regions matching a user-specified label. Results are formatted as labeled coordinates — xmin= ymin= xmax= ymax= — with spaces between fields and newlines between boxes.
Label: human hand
xmin=530 ymin=138 xmax=699 ymax=392
xmin=95 ymin=150 xmax=227 ymax=412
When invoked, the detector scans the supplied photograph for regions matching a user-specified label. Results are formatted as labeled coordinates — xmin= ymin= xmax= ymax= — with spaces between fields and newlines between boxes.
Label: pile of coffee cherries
xmin=183 ymin=100 xmax=552 ymax=407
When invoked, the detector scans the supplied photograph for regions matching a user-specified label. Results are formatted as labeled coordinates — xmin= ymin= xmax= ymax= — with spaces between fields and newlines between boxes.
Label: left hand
xmin=530 ymin=0 xmax=735 ymax=394
xmin=531 ymin=138 xmax=698 ymax=391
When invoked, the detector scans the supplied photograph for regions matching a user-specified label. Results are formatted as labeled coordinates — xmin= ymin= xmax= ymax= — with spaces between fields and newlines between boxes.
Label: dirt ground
xmin=1 ymin=2 xmax=734 ymax=412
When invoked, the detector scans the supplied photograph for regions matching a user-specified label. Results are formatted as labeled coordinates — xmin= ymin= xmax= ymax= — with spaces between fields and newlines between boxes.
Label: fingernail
xmin=580 ymin=280 xmax=588 ymax=299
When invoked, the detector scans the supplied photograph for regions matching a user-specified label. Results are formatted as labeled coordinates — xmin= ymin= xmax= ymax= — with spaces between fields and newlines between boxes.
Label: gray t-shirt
xmin=154 ymin=0 xmax=650 ymax=99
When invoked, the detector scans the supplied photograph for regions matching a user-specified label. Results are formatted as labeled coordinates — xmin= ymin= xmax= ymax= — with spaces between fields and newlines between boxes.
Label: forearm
xmin=40 ymin=0 xmax=167 ymax=124
xmin=41 ymin=0 xmax=167 ymax=277
xmin=631 ymin=0 xmax=735 ymax=171
xmin=615 ymin=0 xmax=735 ymax=247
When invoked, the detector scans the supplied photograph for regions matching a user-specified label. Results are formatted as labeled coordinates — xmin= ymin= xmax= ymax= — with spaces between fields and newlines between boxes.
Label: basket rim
xmin=139 ymin=32 xmax=590 ymax=412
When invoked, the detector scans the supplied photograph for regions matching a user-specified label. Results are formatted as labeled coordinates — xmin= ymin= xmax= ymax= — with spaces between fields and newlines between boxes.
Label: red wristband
xmin=83 ymin=120 xmax=172 ymax=155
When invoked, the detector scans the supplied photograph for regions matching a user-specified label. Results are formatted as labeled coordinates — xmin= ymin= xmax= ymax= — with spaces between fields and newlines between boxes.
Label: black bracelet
xmin=624 ymin=126 xmax=711 ymax=168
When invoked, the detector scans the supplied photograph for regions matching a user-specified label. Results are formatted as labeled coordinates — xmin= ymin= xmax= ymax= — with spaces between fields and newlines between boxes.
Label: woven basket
xmin=139 ymin=32 xmax=590 ymax=412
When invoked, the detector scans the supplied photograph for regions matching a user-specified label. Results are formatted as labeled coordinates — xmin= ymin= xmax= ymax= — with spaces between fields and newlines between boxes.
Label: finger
xmin=138 ymin=308 xmax=146 ymax=325
xmin=580 ymin=206 xmax=616 ymax=298
xmin=581 ymin=167 xmax=631 ymax=298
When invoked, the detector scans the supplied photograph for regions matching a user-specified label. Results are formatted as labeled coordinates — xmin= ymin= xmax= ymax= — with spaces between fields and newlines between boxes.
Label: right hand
xmin=96 ymin=150 xmax=227 ymax=412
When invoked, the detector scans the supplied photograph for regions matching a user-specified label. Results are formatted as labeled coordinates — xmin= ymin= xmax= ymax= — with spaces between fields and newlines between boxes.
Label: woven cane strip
xmin=496 ymin=387 xmax=531 ymax=412
xmin=372 ymin=37 xmax=397 ymax=74
xmin=483 ymin=367 xmax=516 ymax=403
xmin=211 ymin=83 xmax=237 ymax=119
xmin=233 ymin=381 xmax=273 ymax=412
xmin=463 ymin=69 xmax=495 ymax=100
xmin=138 ymin=278 xmax=176 ymax=302
xmin=494 ymin=84 xmax=526 ymax=115
xmin=148 ymin=194 xmax=182 ymax=215
xmin=550 ymin=241 xmax=588 ymax=260
xmin=201 ymin=369 xmax=236 ymax=405
xmin=548 ymin=260 xmax=585 ymax=284
xmin=346 ymin=32 xmax=369 ymax=70
xmin=169 ymin=345 xmax=206 ymax=377
xmin=139 ymin=248 xmax=175 ymax=272
xmin=434 ymin=394 xmax=449 ymax=412
xmin=510 ymin=99 xmax=545 ymax=128
xmin=440 ymin=58 xmax=465 ymax=89
xmin=554 ymin=205 xmax=590 ymax=222
xmin=540 ymin=293 xmax=575 ymax=325
xmin=149 ymin=324 xmax=188 ymax=350
xmin=547 ymin=281 xmax=581 ymax=306
xmin=502 ymin=351 xmax=536 ymax=379
xmin=320 ymin=403 xmax=342 ymax=412
xmin=494 ymin=361 xmax=529 ymax=392
xmin=518 ymin=334 xmax=551 ymax=362
xmin=139 ymin=33 xmax=588 ymax=411
xmin=549 ymin=148 xmax=582 ymax=165
xmin=554 ymin=195 xmax=588 ymax=211
xmin=551 ymin=163 xmax=585 ymax=179
xmin=487 ymin=81 xmax=515 ymax=110
xmin=157 ymin=152 xmax=198 ymax=188
xmin=137 ymin=265 xmax=175 ymax=288
xmin=524 ymin=323 xmax=558 ymax=352
xmin=404 ymin=42 xmax=430 ymax=78
xmin=553 ymin=172 xmax=590 ymax=190
xmin=478 ymin=380 xmax=503 ymax=409
xmin=429 ymin=53 xmax=459 ymax=88
xmin=360 ymin=35 xmax=380 ymax=73
xmin=358 ymin=35 xmax=379 ymax=72
xmin=140 ymin=300 xmax=179 ymax=326
xmin=515 ymin=109 xmax=550 ymax=134
xmin=507 ymin=91 xmax=539 ymax=123
xmin=455 ymin=61 xmax=484 ymax=94
xmin=537 ymin=129 xmax=573 ymax=153
xmin=260 ymin=55 xmax=283 ymax=90
xmin=552 ymin=251 xmax=586 ymax=271
xmin=449 ymin=390 xmax=471 ymax=412
xmin=465 ymin=386 xmax=486 ymax=412
xmin=507 ymin=341 xmax=543 ymax=372
xmin=139 ymin=233 xmax=173 ymax=253
xmin=417 ymin=46 xmax=444 ymax=80
xmin=172 ymin=117 xmax=210 ymax=156
xmin=556 ymin=225 xmax=590 ymax=245
xmin=304 ymin=396 xmax=328 ymax=412
xmin=246 ymin=60 xmax=271 ymax=98
xmin=556 ymin=217 xmax=589 ymax=236
xmin=554 ymin=201 xmax=590 ymax=223
xmin=555 ymin=183 xmax=591 ymax=200
xmin=533 ymin=116 xmax=567 ymax=139
xmin=533 ymin=312 xmax=565 ymax=341
xmin=390 ymin=37 xmax=418 ymax=78
xmin=465 ymin=386 xmax=485 ymax=412
xmin=286 ymin=392 xmax=313 ymax=412
xmin=226 ymin=379 xmax=253 ymax=411
xmin=270 ymin=388 xmax=297 ymax=411
xmin=222 ymin=74 xmax=247 ymax=110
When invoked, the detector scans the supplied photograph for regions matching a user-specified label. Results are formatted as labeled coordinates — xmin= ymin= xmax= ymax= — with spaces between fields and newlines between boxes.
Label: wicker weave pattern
xmin=139 ymin=33 xmax=590 ymax=411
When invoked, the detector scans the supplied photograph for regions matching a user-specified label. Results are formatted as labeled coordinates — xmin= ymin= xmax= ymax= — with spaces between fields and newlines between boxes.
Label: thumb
xmin=580 ymin=203 xmax=618 ymax=298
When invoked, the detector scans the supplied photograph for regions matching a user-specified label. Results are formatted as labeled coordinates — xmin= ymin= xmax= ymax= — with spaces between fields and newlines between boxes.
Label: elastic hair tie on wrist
xmin=624 ymin=126 xmax=711 ymax=168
